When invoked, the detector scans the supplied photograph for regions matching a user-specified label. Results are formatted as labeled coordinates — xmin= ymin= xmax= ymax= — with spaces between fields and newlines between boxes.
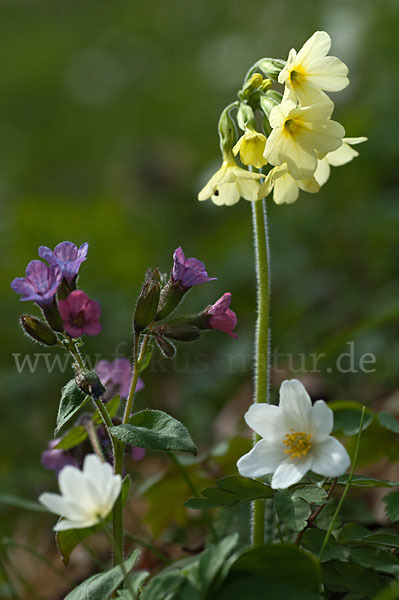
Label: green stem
xmin=84 ymin=420 xmax=106 ymax=462
xmin=168 ymin=452 xmax=218 ymax=542
xmin=251 ymin=193 xmax=271 ymax=548
xmin=113 ymin=332 xmax=148 ymax=568
xmin=318 ymin=407 xmax=366 ymax=560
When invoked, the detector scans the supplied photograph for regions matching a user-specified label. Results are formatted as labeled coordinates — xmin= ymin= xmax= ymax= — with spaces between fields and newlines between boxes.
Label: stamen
xmin=283 ymin=428 xmax=311 ymax=459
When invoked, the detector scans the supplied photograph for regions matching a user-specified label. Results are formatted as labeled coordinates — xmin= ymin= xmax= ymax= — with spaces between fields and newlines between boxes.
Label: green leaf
xmin=229 ymin=544 xmax=321 ymax=593
xmin=374 ymin=579 xmax=399 ymax=600
xmin=378 ymin=412 xmax=399 ymax=434
xmin=0 ymin=494 xmax=47 ymax=513
xmin=383 ymin=490 xmax=399 ymax=523
xmin=55 ymin=379 xmax=88 ymax=434
xmin=362 ymin=533 xmax=399 ymax=549
xmin=109 ymin=410 xmax=197 ymax=455
xmin=121 ymin=475 xmax=132 ymax=506
xmin=338 ymin=523 xmax=372 ymax=543
xmin=139 ymin=572 xmax=185 ymax=600
xmin=336 ymin=474 xmax=399 ymax=487
xmin=274 ymin=491 xmax=312 ymax=531
xmin=195 ymin=534 xmax=238 ymax=596
xmin=301 ymin=529 xmax=349 ymax=562
xmin=292 ymin=485 xmax=328 ymax=505
xmin=216 ymin=577 xmax=321 ymax=600
xmin=64 ymin=549 xmax=140 ymax=599
xmin=54 ymin=425 xmax=88 ymax=450
xmin=117 ymin=571 xmax=149 ymax=599
xmin=56 ymin=525 xmax=100 ymax=566
xmin=322 ymin=561 xmax=387 ymax=598
xmin=348 ymin=546 xmax=399 ymax=576
xmin=330 ymin=401 xmax=374 ymax=435
xmin=93 ymin=395 xmax=121 ymax=425
xmin=184 ymin=476 xmax=274 ymax=509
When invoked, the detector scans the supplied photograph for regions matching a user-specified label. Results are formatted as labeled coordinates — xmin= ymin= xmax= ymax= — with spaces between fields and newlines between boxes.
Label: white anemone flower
xmin=237 ymin=380 xmax=350 ymax=489
xmin=259 ymin=163 xmax=320 ymax=205
xmin=39 ymin=454 xmax=122 ymax=531
xmin=314 ymin=136 xmax=368 ymax=186
xmin=264 ymin=99 xmax=345 ymax=180
xmin=278 ymin=31 xmax=349 ymax=106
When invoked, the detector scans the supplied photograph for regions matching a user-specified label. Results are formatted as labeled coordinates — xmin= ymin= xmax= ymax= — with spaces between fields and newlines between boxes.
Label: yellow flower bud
xmin=233 ymin=130 xmax=268 ymax=169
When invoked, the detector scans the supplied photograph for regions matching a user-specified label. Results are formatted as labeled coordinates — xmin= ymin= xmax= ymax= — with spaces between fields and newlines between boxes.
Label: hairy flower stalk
xmin=251 ymin=180 xmax=271 ymax=547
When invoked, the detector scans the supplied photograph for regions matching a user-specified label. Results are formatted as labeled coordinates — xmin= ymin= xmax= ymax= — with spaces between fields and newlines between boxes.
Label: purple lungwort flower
xmin=11 ymin=260 xmax=62 ymax=305
xmin=39 ymin=241 xmax=89 ymax=284
xmin=172 ymin=247 xmax=216 ymax=290
xmin=207 ymin=292 xmax=238 ymax=338
xmin=96 ymin=358 xmax=144 ymax=402
xmin=41 ymin=439 xmax=79 ymax=475
xmin=58 ymin=290 xmax=101 ymax=338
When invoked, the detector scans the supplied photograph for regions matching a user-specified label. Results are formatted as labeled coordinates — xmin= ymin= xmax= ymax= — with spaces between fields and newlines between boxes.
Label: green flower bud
xmin=218 ymin=105 xmax=237 ymax=156
xmin=134 ymin=279 xmax=161 ymax=332
xmin=20 ymin=315 xmax=58 ymax=346
xmin=257 ymin=58 xmax=286 ymax=81
xmin=237 ymin=103 xmax=257 ymax=132
xmin=156 ymin=281 xmax=185 ymax=321
xmin=153 ymin=322 xmax=201 ymax=342
xmin=41 ymin=298 xmax=64 ymax=333
xmin=155 ymin=335 xmax=176 ymax=359
xmin=74 ymin=368 xmax=105 ymax=399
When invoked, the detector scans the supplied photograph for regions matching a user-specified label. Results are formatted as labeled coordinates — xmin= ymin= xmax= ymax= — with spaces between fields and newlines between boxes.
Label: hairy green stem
xmin=251 ymin=194 xmax=271 ymax=547
xmin=318 ymin=407 xmax=366 ymax=560
xmin=113 ymin=332 xmax=149 ymax=568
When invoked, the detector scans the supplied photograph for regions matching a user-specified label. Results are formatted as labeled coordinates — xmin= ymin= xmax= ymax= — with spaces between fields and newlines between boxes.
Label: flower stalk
xmin=251 ymin=188 xmax=271 ymax=547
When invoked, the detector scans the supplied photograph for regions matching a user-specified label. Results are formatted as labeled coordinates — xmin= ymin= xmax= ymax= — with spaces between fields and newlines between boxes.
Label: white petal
xmin=237 ymin=439 xmax=285 ymax=479
xmin=58 ymin=465 xmax=93 ymax=509
xmin=105 ymin=474 xmax=122 ymax=512
xmin=213 ymin=182 xmax=240 ymax=206
xmin=279 ymin=380 xmax=312 ymax=432
xmin=297 ymin=176 xmax=320 ymax=194
xmin=296 ymin=31 xmax=331 ymax=65
xmin=309 ymin=400 xmax=333 ymax=443
xmin=273 ymin=173 xmax=299 ymax=204
xmin=244 ymin=404 xmax=286 ymax=441
xmin=39 ymin=493 xmax=71 ymax=517
xmin=269 ymin=101 xmax=295 ymax=129
xmin=314 ymin=158 xmax=331 ymax=186
xmin=54 ymin=517 xmax=97 ymax=531
xmin=238 ymin=177 xmax=261 ymax=202
xmin=343 ymin=136 xmax=368 ymax=145
xmin=271 ymin=455 xmax=313 ymax=489
xmin=265 ymin=127 xmax=317 ymax=180
xmin=311 ymin=437 xmax=350 ymax=477
xmin=326 ymin=142 xmax=359 ymax=166
xmin=305 ymin=56 xmax=349 ymax=90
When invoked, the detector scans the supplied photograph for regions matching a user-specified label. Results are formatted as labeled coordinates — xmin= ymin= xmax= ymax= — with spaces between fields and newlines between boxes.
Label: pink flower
xmin=207 ymin=292 xmax=238 ymax=338
xmin=59 ymin=290 xmax=101 ymax=338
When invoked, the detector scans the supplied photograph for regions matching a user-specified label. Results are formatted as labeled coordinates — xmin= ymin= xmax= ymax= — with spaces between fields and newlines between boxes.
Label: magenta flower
xmin=11 ymin=260 xmax=62 ymax=306
xmin=207 ymin=292 xmax=238 ymax=338
xmin=95 ymin=358 xmax=144 ymax=402
xmin=58 ymin=290 xmax=101 ymax=338
xmin=41 ymin=439 xmax=78 ymax=475
xmin=39 ymin=241 xmax=89 ymax=284
xmin=172 ymin=247 xmax=216 ymax=290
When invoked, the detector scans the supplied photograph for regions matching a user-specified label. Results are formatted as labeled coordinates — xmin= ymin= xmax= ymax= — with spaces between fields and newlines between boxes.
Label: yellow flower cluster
xmin=263 ymin=31 xmax=366 ymax=204
xmin=198 ymin=31 xmax=366 ymax=207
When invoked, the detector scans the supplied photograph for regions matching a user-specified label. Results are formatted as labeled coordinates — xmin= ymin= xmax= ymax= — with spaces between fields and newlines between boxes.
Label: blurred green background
xmin=1 ymin=0 xmax=398 ymax=521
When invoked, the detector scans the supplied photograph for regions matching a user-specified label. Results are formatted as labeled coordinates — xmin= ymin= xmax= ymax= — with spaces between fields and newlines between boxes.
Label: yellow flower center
xmin=284 ymin=118 xmax=302 ymax=137
xmin=289 ymin=66 xmax=306 ymax=87
xmin=283 ymin=429 xmax=312 ymax=459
